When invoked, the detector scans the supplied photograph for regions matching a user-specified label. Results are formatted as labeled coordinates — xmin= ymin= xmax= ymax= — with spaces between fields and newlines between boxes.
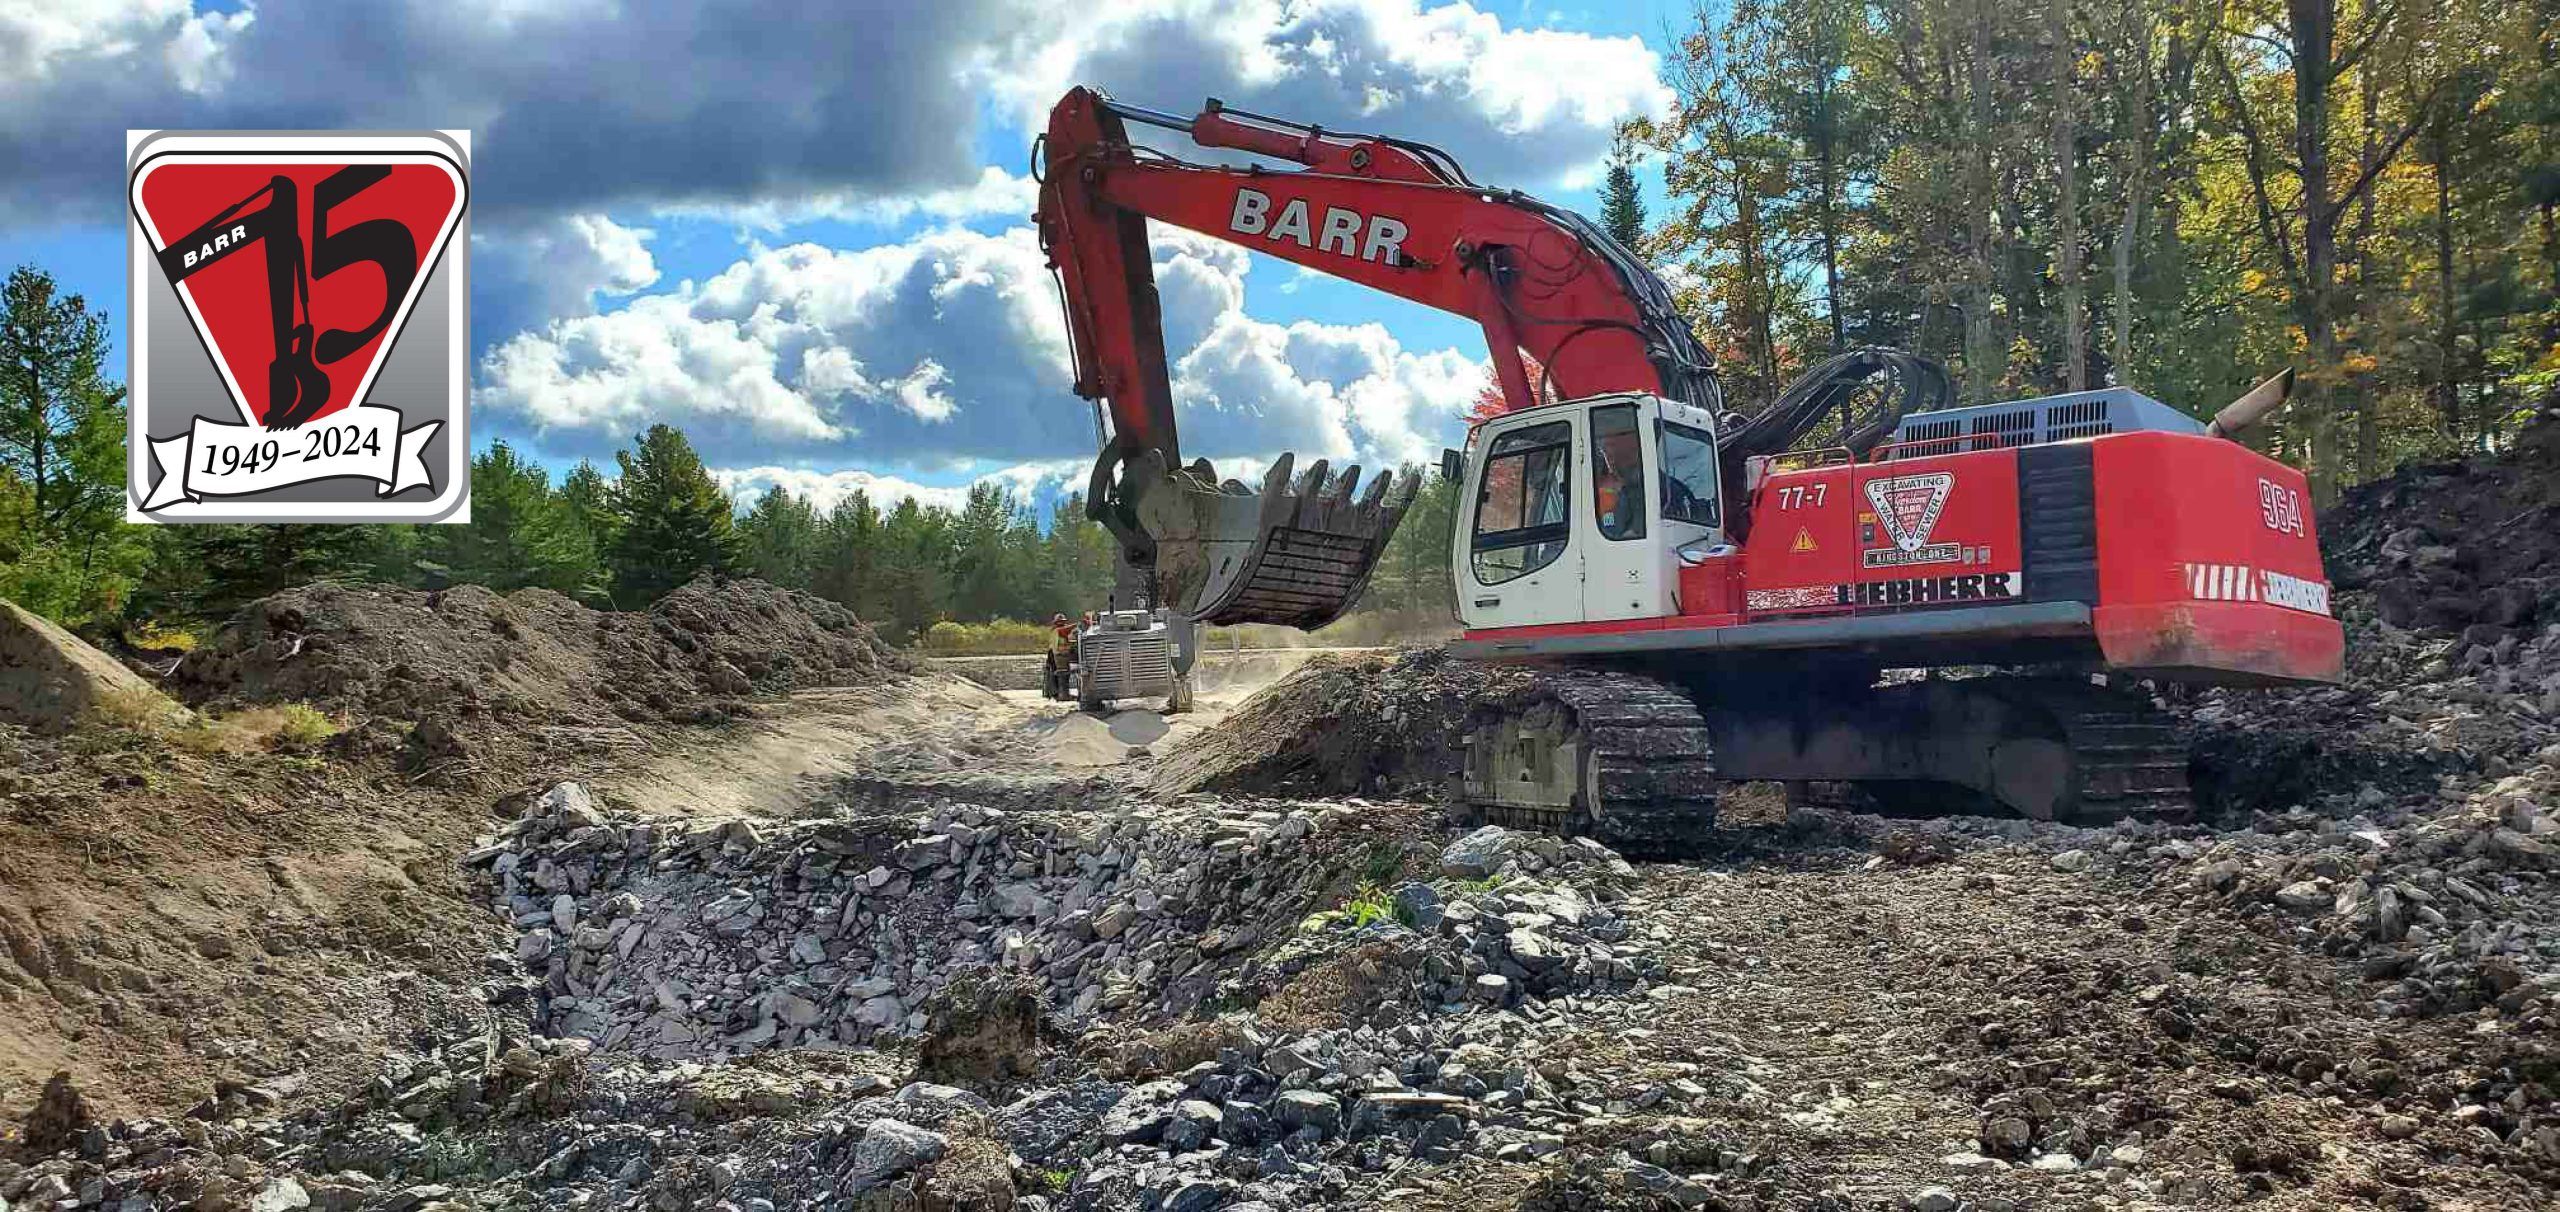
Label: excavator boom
xmin=1035 ymin=87 xmax=1722 ymax=627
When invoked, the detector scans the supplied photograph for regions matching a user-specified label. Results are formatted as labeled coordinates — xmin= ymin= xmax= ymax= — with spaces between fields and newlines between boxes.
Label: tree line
xmin=1 ymin=264 xmax=1461 ymax=640
xmin=1635 ymin=0 xmax=2557 ymax=497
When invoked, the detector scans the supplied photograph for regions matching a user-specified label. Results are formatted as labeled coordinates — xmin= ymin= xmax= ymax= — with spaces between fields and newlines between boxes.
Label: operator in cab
xmin=1595 ymin=423 xmax=1645 ymax=540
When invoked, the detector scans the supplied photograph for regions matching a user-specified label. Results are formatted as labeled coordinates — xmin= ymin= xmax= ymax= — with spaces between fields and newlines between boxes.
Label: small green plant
xmin=1458 ymin=873 xmax=1506 ymax=894
xmin=1342 ymin=882 xmax=1396 ymax=928
xmin=271 ymin=702 xmax=339 ymax=748
xmin=1038 ymin=1167 xmax=1074 ymax=1193
xmin=164 ymin=702 xmax=340 ymax=756
xmin=1362 ymin=841 xmax=1405 ymax=885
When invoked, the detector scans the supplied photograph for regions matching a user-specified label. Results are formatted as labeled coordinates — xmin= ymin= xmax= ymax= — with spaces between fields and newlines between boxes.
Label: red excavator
xmin=1036 ymin=86 xmax=2343 ymax=849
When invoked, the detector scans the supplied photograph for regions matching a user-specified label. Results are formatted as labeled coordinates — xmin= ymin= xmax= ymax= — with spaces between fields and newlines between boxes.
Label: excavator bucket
xmin=1134 ymin=451 xmax=1418 ymax=630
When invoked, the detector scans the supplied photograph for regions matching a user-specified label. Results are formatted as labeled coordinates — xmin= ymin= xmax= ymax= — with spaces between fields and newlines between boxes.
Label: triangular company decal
xmin=132 ymin=156 xmax=463 ymax=430
xmin=1863 ymin=473 xmax=1954 ymax=553
xmin=1790 ymin=527 xmax=1817 ymax=553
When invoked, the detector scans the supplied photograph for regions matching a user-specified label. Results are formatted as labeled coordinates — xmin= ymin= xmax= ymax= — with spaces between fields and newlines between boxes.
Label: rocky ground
xmin=0 ymin=578 xmax=908 ymax=1123
xmin=8 ymin=409 xmax=2560 ymax=1211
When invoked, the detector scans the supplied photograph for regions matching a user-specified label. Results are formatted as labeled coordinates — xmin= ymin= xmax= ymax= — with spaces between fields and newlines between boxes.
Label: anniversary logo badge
xmin=126 ymin=131 xmax=470 ymax=522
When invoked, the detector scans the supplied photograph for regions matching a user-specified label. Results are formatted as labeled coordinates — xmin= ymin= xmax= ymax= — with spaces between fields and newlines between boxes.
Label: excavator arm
xmin=1037 ymin=87 xmax=1725 ymax=629
xmin=1035 ymin=86 xmax=1942 ymax=627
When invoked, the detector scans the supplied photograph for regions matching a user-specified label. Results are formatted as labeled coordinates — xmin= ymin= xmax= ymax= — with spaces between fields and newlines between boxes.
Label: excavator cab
xmin=1454 ymin=394 xmax=1726 ymax=631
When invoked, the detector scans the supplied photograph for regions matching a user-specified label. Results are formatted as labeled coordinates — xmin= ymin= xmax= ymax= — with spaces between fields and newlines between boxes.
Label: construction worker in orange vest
xmin=1043 ymin=612 xmax=1075 ymax=696
xmin=1595 ymin=427 xmax=1644 ymax=540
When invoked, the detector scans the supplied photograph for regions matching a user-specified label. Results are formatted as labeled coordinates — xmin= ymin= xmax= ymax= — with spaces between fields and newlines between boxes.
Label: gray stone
xmin=892 ymin=1081 xmax=994 ymax=1121
xmin=1471 ymin=974 xmax=1511 ymax=1004
xmin=1275 ymin=1090 xmax=1343 ymax=1137
xmin=1101 ymin=1079 xmax=1186 ymax=1144
xmin=1392 ymin=883 xmax=1443 ymax=929
xmin=1441 ymin=826 xmax=1516 ymax=878
xmin=249 ymin=1177 xmax=311 ymax=1212
xmin=2275 ymin=880 xmax=2330 ymax=913
xmin=1166 ymin=1099 xmax=1222 ymax=1151
xmin=2049 ymin=849 xmax=2092 ymax=873
xmin=550 ymin=893 xmax=578 ymax=934
xmin=1094 ymin=902 xmax=1136 ymax=940
xmin=1266 ymin=1042 xmax=1317 ymax=1075
xmin=1165 ymin=1180 xmax=1228 ymax=1212
xmin=384 ymin=1188 xmax=453 ymax=1212
xmin=538 ymin=782 xmax=601 ymax=828
xmin=853 ymin=1118 xmax=948 ymax=1185
xmin=990 ymin=882 xmax=1053 ymax=919
xmin=1913 ymin=1188 xmax=1959 ymax=1212
xmin=1220 ymin=1099 xmax=1271 ymax=1145
xmin=1506 ymin=929 xmax=1563 ymax=969
xmin=896 ymin=834 xmax=950 ymax=870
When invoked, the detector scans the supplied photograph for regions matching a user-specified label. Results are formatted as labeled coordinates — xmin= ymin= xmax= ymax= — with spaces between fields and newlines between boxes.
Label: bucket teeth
xmin=1135 ymin=448 xmax=1419 ymax=630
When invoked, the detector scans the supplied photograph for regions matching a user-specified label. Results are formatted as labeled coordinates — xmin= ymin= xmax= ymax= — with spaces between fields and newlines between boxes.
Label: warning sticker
xmin=1790 ymin=527 xmax=1818 ymax=553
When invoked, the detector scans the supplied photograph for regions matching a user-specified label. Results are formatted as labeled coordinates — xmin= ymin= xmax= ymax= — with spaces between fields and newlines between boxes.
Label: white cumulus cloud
xmin=981 ymin=0 xmax=1670 ymax=189
xmin=714 ymin=460 xmax=1089 ymax=516
xmin=478 ymin=222 xmax=1482 ymax=476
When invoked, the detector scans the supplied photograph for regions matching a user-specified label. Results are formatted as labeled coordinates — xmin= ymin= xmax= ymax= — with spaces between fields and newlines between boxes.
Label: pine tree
xmin=423 ymin=442 xmax=600 ymax=596
xmin=947 ymin=482 xmax=1023 ymax=621
xmin=1599 ymin=148 xmax=1649 ymax=251
xmin=133 ymin=524 xmax=391 ymax=622
xmin=0 ymin=265 xmax=142 ymax=622
xmin=738 ymin=484 xmax=821 ymax=589
xmin=811 ymin=490 xmax=882 ymax=616
xmin=558 ymin=460 xmax=617 ymax=553
xmin=605 ymin=424 xmax=737 ymax=603
xmin=874 ymin=497 xmax=951 ymax=640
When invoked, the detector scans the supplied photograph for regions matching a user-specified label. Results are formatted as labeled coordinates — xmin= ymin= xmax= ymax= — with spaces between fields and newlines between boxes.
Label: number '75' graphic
xmin=152 ymin=166 xmax=417 ymax=431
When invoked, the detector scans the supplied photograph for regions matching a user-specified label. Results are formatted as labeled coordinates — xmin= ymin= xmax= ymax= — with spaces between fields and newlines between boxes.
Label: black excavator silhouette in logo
xmin=151 ymin=166 xmax=418 ymax=430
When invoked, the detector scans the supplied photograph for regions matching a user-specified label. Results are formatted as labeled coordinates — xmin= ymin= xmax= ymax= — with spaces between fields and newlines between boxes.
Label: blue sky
xmin=1 ymin=0 xmax=1702 ymax=515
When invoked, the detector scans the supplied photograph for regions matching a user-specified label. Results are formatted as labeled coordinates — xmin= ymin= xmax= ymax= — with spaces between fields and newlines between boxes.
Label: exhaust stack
xmin=2206 ymin=369 xmax=2296 ymax=439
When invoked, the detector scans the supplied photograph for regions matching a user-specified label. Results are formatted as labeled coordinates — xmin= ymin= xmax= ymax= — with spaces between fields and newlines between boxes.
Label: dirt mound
xmin=1152 ymin=646 xmax=1531 ymax=798
xmin=2174 ymin=400 xmax=2560 ymax=819
xmin=2323 ymin=397 xmax=2560 ymax=641
xmin=0 ymin=599 xmax=184 ymax=732
xmin=171 ymin=577 xmax=912 ymax=735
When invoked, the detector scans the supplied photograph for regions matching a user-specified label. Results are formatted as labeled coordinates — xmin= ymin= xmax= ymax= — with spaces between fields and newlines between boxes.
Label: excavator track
xmin=1457 ymin=672 xmax=2195 ymax=849
xmin=1458 ymin=670 xmax=1723 ymax=856
xmin=2044 ymin=683 xmax=2194 ymax=825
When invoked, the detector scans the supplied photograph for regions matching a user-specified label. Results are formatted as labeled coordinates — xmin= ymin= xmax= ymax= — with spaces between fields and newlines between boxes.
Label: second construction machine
xmin=1036 ymin=87 xmax=2345 ymax=850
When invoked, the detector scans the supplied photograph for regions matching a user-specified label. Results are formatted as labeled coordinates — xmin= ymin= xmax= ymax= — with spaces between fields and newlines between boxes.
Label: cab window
xmin=1657 ymin=419 xmax=1721 ymax=529
xmin=1471 ymin=420 xmax=1571 ymax=584
xmin=1591 ymin=403 xmax=1646 ymax=541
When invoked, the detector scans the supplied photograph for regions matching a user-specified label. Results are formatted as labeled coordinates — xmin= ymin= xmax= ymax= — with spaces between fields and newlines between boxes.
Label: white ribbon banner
xmin=143 ymin=404 xmax=441 ymax=511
